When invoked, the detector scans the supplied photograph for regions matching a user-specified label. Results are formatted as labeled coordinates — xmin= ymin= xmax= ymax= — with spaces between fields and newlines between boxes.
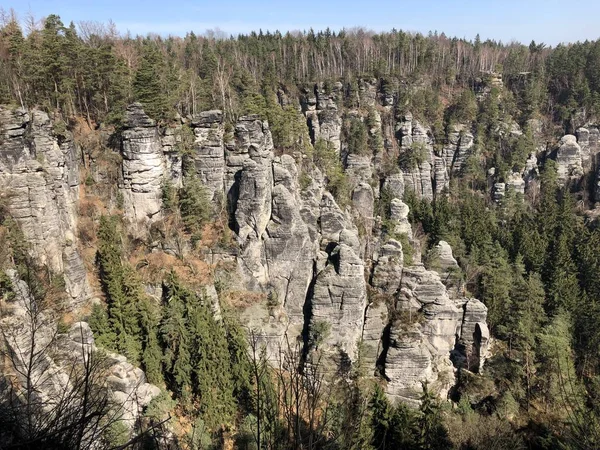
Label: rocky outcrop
xmin=359 ymin=79 xmax=378 ymax=108
xmin=390 ymin=198 xmax=412 ymax=236
xmin=310 ymin=243 xmax=367 ymax=367
xmin=303 ymin=83 xmax=343 ymax=153
xmin=190 ymin=110 xmax=225 ymax=200
xmin=506 ymin=171 xmax=526 ymax=196
xmin=555 ymin=134 xmax=584 ymax=184
xmin=265 ymin=156 xmax=314 ymax=322
xmin=454 ymin=298 xmax=490 ymax=372
xmin=69 ymin=322 xmax=160 ymax=426
xmin=493 ymin=182 xmax=506 ymax=203
xmin=368 ymin=201 xmax=488 ymax=405
xmin=161 ymin=126 xmax=183 ymax=187
xmin=397 ymin=113 xmax=434 ymax=200
xmin=382 ymin=172 xmax=405 ymax=199
xmin=442 ymin=125 xmax=475 ymax=174
xmin=0 ymin=107 xmax=90 ymax=305
xmin=428 ymin=240 xmax=461 ymax=294
xmin=1 ymin=98 xmax=493 ymax=411
xmin=576 ymin=126 xmax=600 ymax=170
xmin=119 ymin=103 xmax=166 ymax=234
xmin=384 ymin=264 xmax=465 ymax=405
xmin=362 ymin=300 xmax=388 ymax=370
xmin=0 ymin=271 xmax=159 ymax=433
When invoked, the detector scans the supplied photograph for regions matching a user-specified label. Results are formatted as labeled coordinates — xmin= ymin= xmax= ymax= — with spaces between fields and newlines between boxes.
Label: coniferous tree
xmin=133 ymin=42 xmax=169 ymax=120
xmin=417 ymin=381 xmax=452 ymax=450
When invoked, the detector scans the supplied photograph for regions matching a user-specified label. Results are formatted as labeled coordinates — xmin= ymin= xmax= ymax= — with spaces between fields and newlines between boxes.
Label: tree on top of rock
xmin=133 ymin=41 xmax=170 ymax=121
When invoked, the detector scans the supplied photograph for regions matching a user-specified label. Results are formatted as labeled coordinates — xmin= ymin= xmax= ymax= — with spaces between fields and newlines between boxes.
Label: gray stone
xmin=119 ymin=104 xmax=165 ymax=234
xmin=0 ymin=107 xmax=90 ymax=306
xmin=555 ymin=134 xmax=583 ymax=184
xmin=190 ymin=110 xmax=225 ymax=200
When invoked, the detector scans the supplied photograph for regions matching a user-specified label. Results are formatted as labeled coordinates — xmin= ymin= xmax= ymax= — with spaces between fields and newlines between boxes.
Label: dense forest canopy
xmin=1 ymin=10 xmax=599 ymax=130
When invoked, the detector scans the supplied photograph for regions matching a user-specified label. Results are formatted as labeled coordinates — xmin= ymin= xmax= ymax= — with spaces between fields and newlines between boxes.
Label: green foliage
xmin=222 ymin=310 xmax=253 ymax=411
xmin=480 ymin=244 xmax=513 ymax=334
xmin=102 ymin=420 xmax=130 ymax=447
xmin=88 ymin=303 xmax=117 ymax=350
xmin=0 ymin=271 xmax=15 ymax=302
xmin=174 ymin=125 xmax=196 ymax=155
xmin=161 ymin=178 xmax=178 ymax=213
xmin=160 ymin=274 xmax=236 ymax=428
xmin=308 ymin=320 xmax=331 ymax=349
xmin=417 ymin=381 xmax=452 ymax=450
xmin=313 ymin=138 xmax=351 ymax=206
xmin=133 ymin=42 xmax=170 ymax=121
xmin=93 ymin=216 xmax=162 ymax=379
xmin=447 ymin=89 xmax=478 ymax=124
xmin=144 ymin=391 xmax=175 ymax=422
xmin=399 ymin=141 xmax=428 ymax=170
xmin=345 ymin=117 xmax=369 ymax=156
xmin=266 ymin=99 xmax=312 ymax=154
xmin=369 ymin=384 xmax=419 ymax=450
xmin=536 ymin=312 xmax=583 ymax=407
xmin=179 ymin=172 xmax=212 ymax=239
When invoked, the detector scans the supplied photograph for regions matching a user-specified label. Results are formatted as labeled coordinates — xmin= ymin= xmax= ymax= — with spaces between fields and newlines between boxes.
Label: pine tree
xmin=370 ymin=384 xmax=393 ymax=450
xmin=133 ymin=42 xmax=169 ymax=120
xmin=160 ymin=276 xmax=193 ymax=398
xmin=481 ymin=243 xmax=513 ymax=335
xmin=417 ymin=381 xmax=451 ymax=450
xmin=179 ymin=171 xmax=212 ymax=240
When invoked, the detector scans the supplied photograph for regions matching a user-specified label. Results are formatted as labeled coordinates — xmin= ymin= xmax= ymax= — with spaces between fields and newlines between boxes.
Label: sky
xmin=2 ymin=0 xmax=600 ymax=46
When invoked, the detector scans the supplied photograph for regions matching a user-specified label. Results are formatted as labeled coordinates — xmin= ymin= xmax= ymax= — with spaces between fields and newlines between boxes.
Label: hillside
xmin=1 ymin=13 xmax=600 ymax=450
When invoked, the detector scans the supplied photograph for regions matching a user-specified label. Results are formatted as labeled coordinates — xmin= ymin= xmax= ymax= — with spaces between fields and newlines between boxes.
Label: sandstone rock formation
xmin=303 ymin=83 xmax=343 ymax=153
xmin=556 ymin=134 xmax=584 ymax=184
xmin=397 ymin=112 xmax=434 ymax=200
xmin=119 ymin=103 xmax=166 ymax=234
xmin=1 ymin=99 xmax=494 ymax=409
xmin=442 ymin=125 xmax=475 ymax=174
xmin=190 ymin=110 xmax=225 ymax=200
xmin=0 ymin=271 xmax=159 ymax=433
xmin=0 ymin=107 xmax=90 ymax=305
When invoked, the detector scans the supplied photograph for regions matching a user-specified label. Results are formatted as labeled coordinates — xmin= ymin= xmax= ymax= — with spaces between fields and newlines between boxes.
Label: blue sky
xmin=3 ymin=0 xmax=600 ymax=46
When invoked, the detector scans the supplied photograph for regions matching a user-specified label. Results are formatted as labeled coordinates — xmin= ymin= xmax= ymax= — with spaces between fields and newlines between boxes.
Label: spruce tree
xmin=133 ymin=42 xmax=169 ymax=120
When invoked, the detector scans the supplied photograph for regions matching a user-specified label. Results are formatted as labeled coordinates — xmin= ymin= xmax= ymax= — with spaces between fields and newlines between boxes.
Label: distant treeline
xmin=1 ymin=11 xmax=600 ymax=127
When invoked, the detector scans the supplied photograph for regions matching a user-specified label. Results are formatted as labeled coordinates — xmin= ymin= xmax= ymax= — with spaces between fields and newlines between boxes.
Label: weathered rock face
xmin=454 ymin=298 xmax=490 ymax=372
xmin=161 ymin=126 xmax=183 ymax=188
xmin=367 ymin=202 xmax=488 ymax=405
xmin=0 ymin=271 xmax=159 ymax=433
xmin=119 ymin=103 xmax=166 ymax=234
xmin=0 ymin=107 xmax=90 ymax=305
xmin=383 ymin=172 xmax=405 ymax=199
xmin=1 ymin=97 xmax=492 ymax=410
xmin=231 ymin=117 xmax=275 ymax=288
xmin=576 ymin=126 xmax=600 ymax=170
xmin=265 ymin=156 xmax=314 ymax=322
xmin=310 ymin=243 xmax=367 ymax=366
xmin=359 ymin=78 xmax=378 ymax=108
xmin=190 ymin=110 xmax=225 ymax=200
xmin=303 ymin=83 xmax=343 ymax=153
xmin=442 ymin=125 xmax=475 ymax=174
xmin=397 ymin=113 xmax=434 ymax=200
xmin=493 ymin=182 xmax=506 ymax=203
xmin=383 ymin=262 xmax=487 ymax=405
xmin=428 ymin=240 xmax=460 ymax=294
xmin=362 ymin=300 xmax=388 ymax=370
xmin=506 ymin=171 xmax=526 ymax=196
xmin=555 ymin=134 xmax=584 ymax=184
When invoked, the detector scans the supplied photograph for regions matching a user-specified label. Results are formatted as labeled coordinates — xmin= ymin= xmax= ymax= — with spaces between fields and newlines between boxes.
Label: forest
xmin=1 ymin=9 xmax=600 ymax=450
